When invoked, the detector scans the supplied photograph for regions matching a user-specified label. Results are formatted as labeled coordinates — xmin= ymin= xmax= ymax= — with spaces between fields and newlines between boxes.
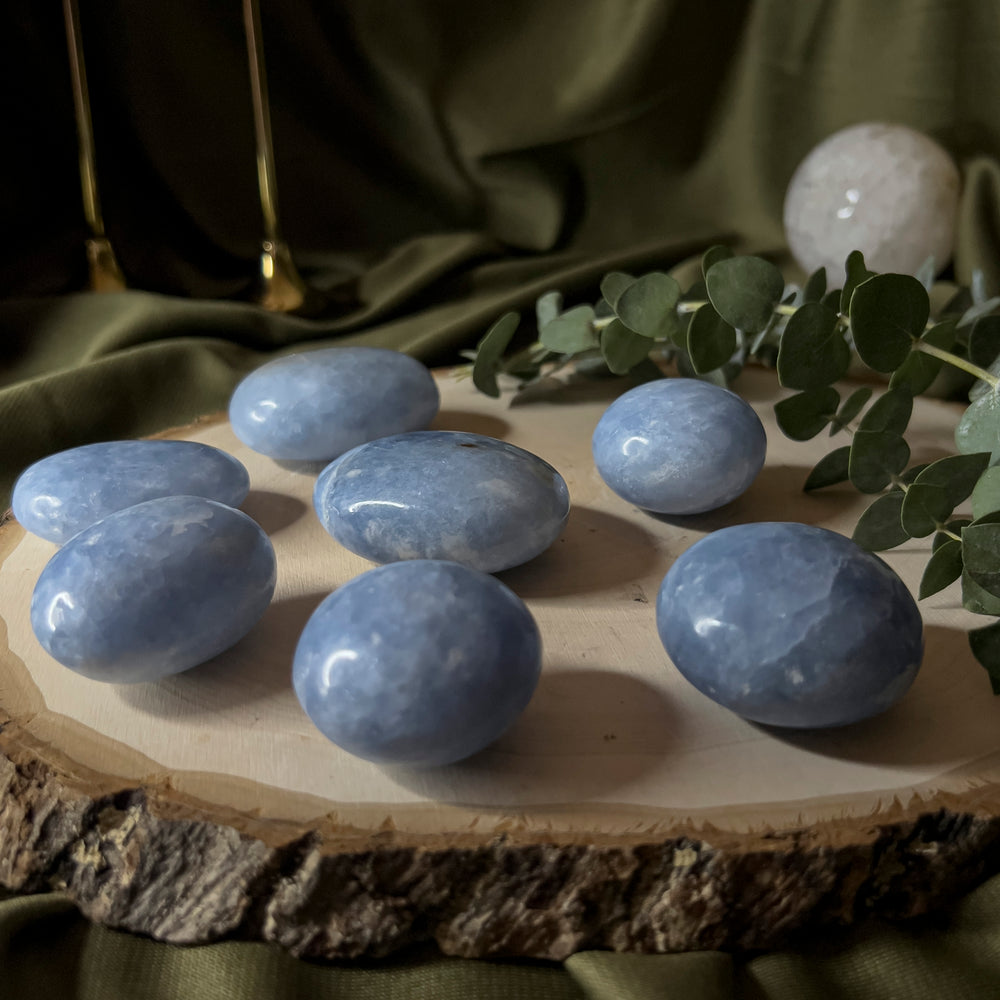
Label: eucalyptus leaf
xmin=849 ymin=430 xmax=911 ymax=493
xmin=969 ymin=357 xmax=1000 ymax=402
xmin=829 ymin=386 xmax=873 ymax=435
xmin=776 ymin=301 xmax=849 ymax=390
xmin=852 ymin=491 xmax=909 ymax=550
xmin=919 ymin=538 xmax=963 ymax=599
xmin=889 ymin=320 xmax=957 ymax=395
xmin=968 ymin=620 xmax=1000 ymax=694
xmin=535 ymin=291 xmax=563 ymax=330
xmin=849 ymin=273 xmax=929 ymax=372
xmin=971 ymin=466 xmax=1000 ymax=520
xmin=702 ymin=245 xmax=734 ymax=280
xmin=774 ymin=387 xmax=840 ymax=441
xmin=803 ymin=445 xmax=851 ymax=491
xmin=705 ymin=256 xmax=785 ymax=334
xmin=600 ymin=318 xmax=653 ymax=375
xmin=968 ymin=315 xmax=1000 ymax=368
xmin=840 ymin=250 xmax=873 ymax=314
xmin=962 ymin=569 xmax=1000 ymax=615
xmin=600 ymin=272 xmax=635 ymax=310
xmin=687 ymin=304 xmax=737 ymax=374
xmin=615 ymin=272 xmax=682 ymax=340
xmin=822 ymin=289 xmax=842 ymax=313
xmin=913 ymin=452 xmax=991 ymax=507
xmin=675 ymin=350 xmax=729 ymax=387
xmin=539 ymin=304 xmax=598 ymax=353
xmin=961 ymin=521 xmax=1000 ymax=597
xmin=900 ymin=482 xmax=953 ymax=538
xmin=472 ymin=311 xmax=519 ymax=397
xmin=935 ymin=518 xmax=972 ymax=551
xmin=857 ymin=386 xmax=913 ymax=435
xmin=803 ymin=267 xmax=827 ymax=304
xmin=955 ymin=389 xmax=1000 ymax=464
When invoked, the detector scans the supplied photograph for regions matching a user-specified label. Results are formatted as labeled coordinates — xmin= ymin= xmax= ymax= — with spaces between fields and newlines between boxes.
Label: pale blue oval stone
xmin=31 ymin=496 xmax=277 ymax=683
xmin=313 ymin=431 xmax=570 ymax=573
xmin=12 ymin=440 xmax=250 ymax=545
xmin=656 ymin=522 xmax=924 ymax=728
xmin=229 ymin=346 xmax=440 ymax=461
xmin=293 ymin=560 xmax=542 ymax=765
xmin=592 ymin=378 xmax=766 ymax=514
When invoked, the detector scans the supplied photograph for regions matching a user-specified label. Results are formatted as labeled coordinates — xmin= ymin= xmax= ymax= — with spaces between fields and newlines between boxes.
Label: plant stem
xmin=914 ymin=341 xmax=1000 ymax=387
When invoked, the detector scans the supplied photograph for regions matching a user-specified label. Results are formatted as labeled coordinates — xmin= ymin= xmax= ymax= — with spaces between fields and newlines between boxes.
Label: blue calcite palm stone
xmin=314 ymin=431 xmax=570 ymax=573
xmin=293 ymin=560 xmax=542 ymax=765
xmin=31 ymin=496 xmax=277 ymax=683
xmin=656 ymin=522 xmax=924 ymax=728
xmin=228 ymin=346 xmax=440 ymax=461
xmin=592 ymin=378 xmax=766 ymax=514
xmin=12 ymin=440 xmax=251 ymax=544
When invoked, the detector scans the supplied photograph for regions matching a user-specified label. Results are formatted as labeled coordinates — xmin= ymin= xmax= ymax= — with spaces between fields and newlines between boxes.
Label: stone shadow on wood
xmin=115 ymin=591 xmax=327 ymax=717
xmin=240 ymin=490 xmax=309 ymax=535
xmin=430 ymin=410 xmax=510 ymax=439
xmin=381 ymin=668 xmax=682 ymax=806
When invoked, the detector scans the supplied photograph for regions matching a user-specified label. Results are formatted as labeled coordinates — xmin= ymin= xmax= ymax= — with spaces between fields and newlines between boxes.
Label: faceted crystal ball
xmin=314 ymin=431 xmax=570 ymax=573
xmin=656 ymin=522 xmax=924 ymax=728
xmin=12 ymin=440 xmax=250 ymax=544
xmin=592 ymin=378 xmax=766 ymax=514
xmin=229 ymin=346 xmax=440 ymax=462
xmin=784 ymin=122 xmax=960 ymax=279
xmin=31 ymin=496 xmax=276 ymax=683
xmin=293 ymin=560 xmax=542 ymax=765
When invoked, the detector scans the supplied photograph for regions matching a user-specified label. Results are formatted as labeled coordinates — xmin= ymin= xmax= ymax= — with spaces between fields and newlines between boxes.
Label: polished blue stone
xmin=229 ymin=346 xmax=440 ymax=461
xmin=592 ymin=378 xmax=766 ymax=514
xmin=656 ymin=522 xmax=924 ymax=728
xmin=314 ymin=431 xmax=570 ymax=573
xmin=31 ymin=496 xmax=277 ymax=683
xmin=12 ymin=440 xmax=251 ymax=545
xmin=293 ymin=560 xmax=542 ymax=765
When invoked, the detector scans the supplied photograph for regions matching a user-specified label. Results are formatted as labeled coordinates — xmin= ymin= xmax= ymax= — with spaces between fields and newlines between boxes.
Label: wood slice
xmin=4 ymin=366 xmax=1000 ymax=960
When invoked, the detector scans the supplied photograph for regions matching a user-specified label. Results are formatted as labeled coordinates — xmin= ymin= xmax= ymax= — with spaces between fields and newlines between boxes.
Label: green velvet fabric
xmin=5 ymin=0 xmax=1000 ymax=994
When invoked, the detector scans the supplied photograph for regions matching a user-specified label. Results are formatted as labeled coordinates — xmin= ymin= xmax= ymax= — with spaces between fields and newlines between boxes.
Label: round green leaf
xmin=535 ymin=291 xmax=563 ymax=330
xmin=472 ymin=311 xmax=519 ymax=397
xmin=849 ymin=273 xmax=930 ymax=372
xmin=829 ymin=386 xmax=873 ymax=435
xmin=971 ymin=466 xmax=1000 ymax=521
xmin=849 ymin=430 xmax=911 ymax=493
xmin=968 ymin=315 xmax=1000 ymax=368
xmin=840 ymin=250 xmax=873 ymax=314
xmin=776 ymin=301 xmax=849 ymax=390
xmin=615 ymin=272 xmax=681 ymax=340
xmin=803 ymin=267 xmax=827 ymax=304
xmin=539 ymin=304 xmax=598 ymax=353
xmin=961 ymin=521 xmax=1000 ymax=598
xmin=803 ymin=445 xmax=851 ymax=491
xmin=900 ymin=482 xmax=952 ymax=538
xmin=852 ymin=491 xmax=909 ymax=551
xmin=935 ymin=519 xmax=972 ymax=551
xmin=701 ymin=245 xmax=734 ymax=280
xmin=774 ymin=387 xmax=840 ymax=441
xmin=962 ymin=569 xmax=1000 ymax=616
xmin=919 ymin=538 xmax=963 ymax=599
xmin=914 ymin=451 xmax=991 ymax=508
xmin=600 ymin=273 xmax=635 ymax=310
xmin=705 ymin=256 xmax=785 ymax=334
xmin=687 ymin=304 xmax=737 ymax=374
xmin=889 ymin=320 xmax=957 ymax=395
xmin=968 ymin=620 xmax=1000 ymax=693
xmin=956 ymin=389 xmax=1000 ymax=464
xmin=600 ymin=318 xmax=652 ymax=375
xmin=857 ymin=386 xmax=913 ymax=435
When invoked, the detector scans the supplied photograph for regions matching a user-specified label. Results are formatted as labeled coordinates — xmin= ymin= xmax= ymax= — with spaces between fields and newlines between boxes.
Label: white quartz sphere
xmin=783 ymin=123 xmax=960 ymax=280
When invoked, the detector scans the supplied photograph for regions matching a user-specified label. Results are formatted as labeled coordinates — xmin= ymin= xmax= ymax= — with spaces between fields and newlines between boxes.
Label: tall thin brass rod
xmin=242 ymin=0 xmax=280 ymax=244
xmin=62 ymin=0 xmax=125 ymax=291
xmin=241 ymin=0 xmax=310 ymax=312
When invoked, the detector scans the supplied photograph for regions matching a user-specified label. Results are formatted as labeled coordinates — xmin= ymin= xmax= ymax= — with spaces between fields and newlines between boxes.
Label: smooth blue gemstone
xmin=314 ymin=431 xmax=570 ymax=573
xmin=656 ymin=522 xmax=924 ymax=728
xmin=592 ymin=378 xmax=766 ymax=514
xmin=293 ymin=560 xmax=542 ymax=765
xmin=12 ymin=440 xmax=250 ymax=545
xmin=229 ymin=346 xmax=440 ymax=461
xmin=31 ymin=496 xmax=277 ymax=683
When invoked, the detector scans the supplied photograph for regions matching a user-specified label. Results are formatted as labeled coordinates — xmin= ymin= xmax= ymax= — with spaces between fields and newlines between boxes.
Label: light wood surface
xmin=3 ymin=365 xmax=1000 ymax=959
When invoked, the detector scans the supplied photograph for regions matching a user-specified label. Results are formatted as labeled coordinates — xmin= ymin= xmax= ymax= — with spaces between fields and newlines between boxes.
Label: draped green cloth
xmin=5 ymin=0 xmax=1000 ymax=994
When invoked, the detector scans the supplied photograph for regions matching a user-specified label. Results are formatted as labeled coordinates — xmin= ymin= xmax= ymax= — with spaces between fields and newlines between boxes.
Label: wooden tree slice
xmin=4 ymin=366 xmax=1000 ymax=960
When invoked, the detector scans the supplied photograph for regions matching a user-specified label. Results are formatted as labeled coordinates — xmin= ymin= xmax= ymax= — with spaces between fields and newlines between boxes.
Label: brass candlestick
xmin=63 ymin=0 xmax=126 ymax=292
xmin=242 ymin=0 xmax=312 ymax=313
